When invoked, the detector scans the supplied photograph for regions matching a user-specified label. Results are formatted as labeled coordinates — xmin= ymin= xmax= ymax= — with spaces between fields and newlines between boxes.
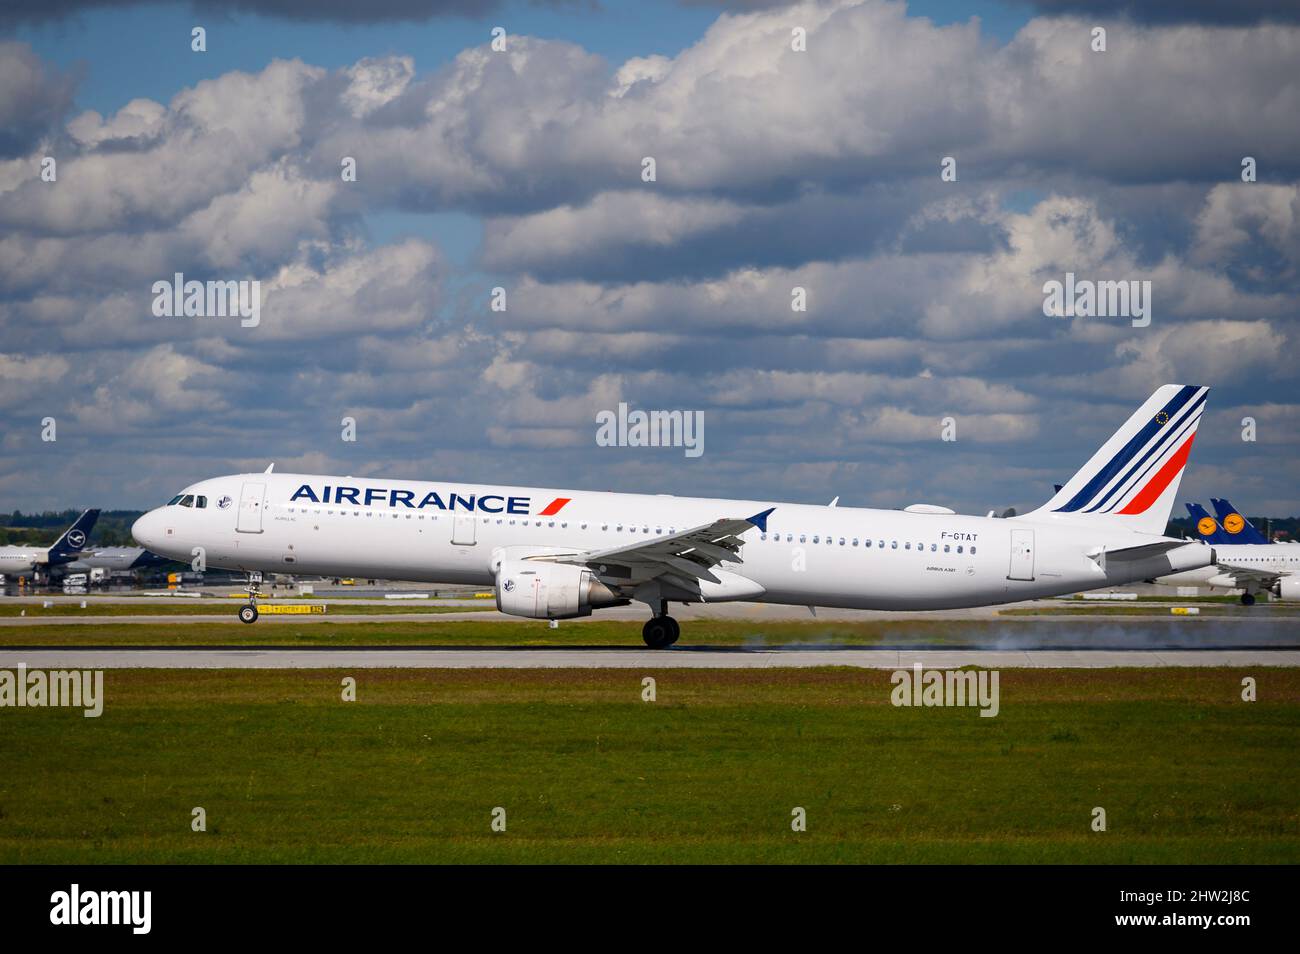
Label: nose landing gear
xmin=239 ymin=571 xmax=264 ymax=624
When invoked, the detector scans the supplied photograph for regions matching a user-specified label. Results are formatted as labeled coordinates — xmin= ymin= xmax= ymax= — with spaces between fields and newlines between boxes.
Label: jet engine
xmin=1275 ymin=578 xmax=1300 ymax=601
xmin=495 ymin=560 xmax=626 ymax=619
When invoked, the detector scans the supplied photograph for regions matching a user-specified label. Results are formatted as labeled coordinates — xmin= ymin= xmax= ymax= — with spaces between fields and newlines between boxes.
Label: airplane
xmin=1210 ymin=497 xmax=1271 ymax=545
xmin=0 ymin=509 xmax=100 ymax=579
xmin=1157 ymin=497 xmax=1299 ymax=605
xmin=1186 ymin=501 xmax=1232 ymax=544
xmin=62 ymin=547 xmax=174 ymax=573
xmin=131 ymin=385 xmax=1218 ymax=647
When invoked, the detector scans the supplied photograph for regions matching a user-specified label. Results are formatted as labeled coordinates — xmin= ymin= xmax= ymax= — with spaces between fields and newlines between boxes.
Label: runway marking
xmin=1 ymin=649 xmax=1296 ymax=669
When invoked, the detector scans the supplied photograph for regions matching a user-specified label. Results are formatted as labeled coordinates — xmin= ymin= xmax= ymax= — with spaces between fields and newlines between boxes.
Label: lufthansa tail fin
xmin=1210 ymin=497 xmax=1270 ymax=544
xmin=1029 ymin=385 xmax=1208 ymax=536
xmin=46 ymin=508 xmax=100 ymax=564
xmin=1186 ymin=502 xmax=1229 ymax=544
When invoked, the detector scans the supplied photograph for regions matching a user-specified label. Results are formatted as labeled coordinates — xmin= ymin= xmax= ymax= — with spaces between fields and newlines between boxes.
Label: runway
xmin=1 ymin=647 xmax=1296 ymax=669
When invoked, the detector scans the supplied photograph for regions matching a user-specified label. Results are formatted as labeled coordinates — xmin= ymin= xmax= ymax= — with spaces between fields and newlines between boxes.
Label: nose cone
xmin=132 ymin=510 xmax=162 ymax=550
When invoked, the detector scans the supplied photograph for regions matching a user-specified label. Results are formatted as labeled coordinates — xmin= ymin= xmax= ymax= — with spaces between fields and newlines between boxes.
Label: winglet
xmin=746 ymin=507 xmax=775 ymax=532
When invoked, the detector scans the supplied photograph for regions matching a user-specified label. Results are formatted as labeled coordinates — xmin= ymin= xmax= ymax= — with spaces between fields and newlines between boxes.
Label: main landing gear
xmin=1240 ymin=592 xmax=1257 ymax=607
xmin=238 ymin=571 xmax=264 ymax=624
xmin=641 ymin=602 xmax=680 ymax=649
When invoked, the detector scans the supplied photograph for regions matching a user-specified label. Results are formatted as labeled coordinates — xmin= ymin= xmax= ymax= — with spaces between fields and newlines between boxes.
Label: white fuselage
xmin=130 ymin=472 xmax=1215 ymax=612
xmin=1158 ymin=543 xmax=1300 ymax=590
xmin=0 ymin=547 xmax=45 ymax=575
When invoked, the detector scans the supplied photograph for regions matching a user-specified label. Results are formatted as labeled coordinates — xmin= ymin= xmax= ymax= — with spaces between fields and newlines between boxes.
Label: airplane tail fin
xmin=47 ymin=508 xmax=100 ymax=563
xmin=1210 ymin=497 xmax=1270 ymax=544
xmin=1028 ymin=385 xmax=1209 ymax=536
xmin=1186 ymin=502 xmax=1229 ymax=544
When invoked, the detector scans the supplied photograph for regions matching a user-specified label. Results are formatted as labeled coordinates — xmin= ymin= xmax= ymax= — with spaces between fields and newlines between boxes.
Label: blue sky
xmin=1 ymin=0 xmax=1297 ymax=516
xmin=18 ymin=1 xmax=1031 ymax=118
xmin=14 ymin=0 xmax=1032 ymax=270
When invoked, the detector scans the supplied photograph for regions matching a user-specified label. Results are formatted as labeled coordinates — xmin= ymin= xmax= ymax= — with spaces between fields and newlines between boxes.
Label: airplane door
xmin=1008 ymin=529 xmax=1035 ymax=581
xmin=451 ymin=514 xmax=477 ymax=546
xmin=236 ymin=482 xmax=266 ymax=534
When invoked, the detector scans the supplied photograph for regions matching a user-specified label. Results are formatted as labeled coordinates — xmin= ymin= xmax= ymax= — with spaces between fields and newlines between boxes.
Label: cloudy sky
xmin=1 ymin=0 xmax=1297 ymax=516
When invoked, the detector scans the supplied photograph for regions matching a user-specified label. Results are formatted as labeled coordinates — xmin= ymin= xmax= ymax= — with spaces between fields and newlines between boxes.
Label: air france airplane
xmin=0 ymin=509 xmax=100 ymax=578
xmin=132 ymin=385 xmax=1216 ymax=647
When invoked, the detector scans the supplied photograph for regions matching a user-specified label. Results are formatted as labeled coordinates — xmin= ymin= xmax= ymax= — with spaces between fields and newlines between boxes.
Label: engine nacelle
xmin=495 ymin=560 xmax=625 ymax=619
xmin=1276 ymin=578 xmax=1300 ymax=601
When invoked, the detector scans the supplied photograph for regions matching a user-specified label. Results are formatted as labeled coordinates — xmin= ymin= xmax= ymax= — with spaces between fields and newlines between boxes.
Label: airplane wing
xmin=528 ymin=507 xmax=774 ymax=595
xmin=1213 ymin=562 xmax=1291 ymax=587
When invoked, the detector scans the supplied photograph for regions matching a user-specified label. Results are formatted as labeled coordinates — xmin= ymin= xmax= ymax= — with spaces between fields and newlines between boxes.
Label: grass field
xmin=1000 ymin=606 xmax=1268 ymax=617
xmin=1 ymin=668 xmax=1296 ymax=863
xmin=0 ymin=603 xmax=493 ymax=618
xmin=2 ymin=615 xmax=1296 ymax=647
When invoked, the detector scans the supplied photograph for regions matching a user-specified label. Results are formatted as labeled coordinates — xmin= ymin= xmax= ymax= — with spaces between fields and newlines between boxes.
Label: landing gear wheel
xmin=642 ymin=616 xmax=677 ymax=649
xmin=238 ymin=603 xmax=259 ymax=624
xmin=1241 ymin=592 xmax=1256 ymax=606
xmin=664 ymin=616 xmax=680 ymax=646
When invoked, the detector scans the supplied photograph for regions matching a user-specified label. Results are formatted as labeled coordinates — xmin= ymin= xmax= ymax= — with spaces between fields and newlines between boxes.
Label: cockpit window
xmin=195 ymin=496 xmax=207 ymax=509
xmin=179 ymin=494 xmax=195 ymax=508
xmin=167 ymin=495 xmax=184 ymax=505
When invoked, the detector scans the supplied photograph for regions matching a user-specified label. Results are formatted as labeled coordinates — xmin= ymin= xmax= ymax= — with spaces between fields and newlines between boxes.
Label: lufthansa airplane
xmin=0 ymin=509 xmax=100 ymax=578
xmin=132 ymin=385 xmax=1215 ymax=647
xmin=64 ymin=547 xmax=173 ymax=573
xmin=1158 ymin=498 xmax=1299 ymax=605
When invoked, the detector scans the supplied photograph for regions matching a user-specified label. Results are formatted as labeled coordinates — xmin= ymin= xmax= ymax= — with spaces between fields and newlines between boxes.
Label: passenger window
xmin=813 ymin=535 xmax=820 ymax=544
xmin=891 ymin=541 xmax=897 ymax=549
xmin=957 ymin=545 xmax=964 ymax=554
xmin=944 ymin=544 xmax=950 ymax=553
xmin=853 ymin=538 xmax=859 ymax=547
xmin=930 ymin=543 xmax=936 ymax=552
xmin=839 ymin=538 xmax=845 ymax=546
xmin=970 ymin=546 xmax=976 ymax=555
xmin=800 ymin=535 xmax=807 ymax=543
